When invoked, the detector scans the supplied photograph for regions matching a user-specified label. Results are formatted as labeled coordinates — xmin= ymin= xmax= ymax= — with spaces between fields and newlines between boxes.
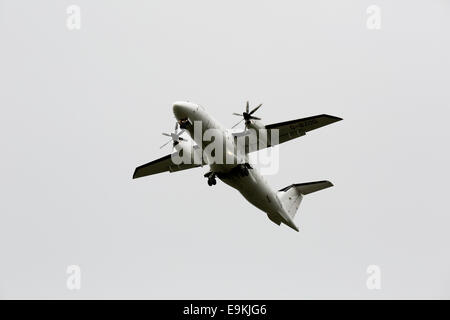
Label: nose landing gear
xmin=204 ymin=172 xmax=217 ymax=186
xmin=207 ymin=177 xmax=216 ymax=186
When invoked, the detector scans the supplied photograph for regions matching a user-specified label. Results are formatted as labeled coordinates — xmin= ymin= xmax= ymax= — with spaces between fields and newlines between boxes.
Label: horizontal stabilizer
xmin=277 ymin=180 xmax=333 ymax=220
xmin=279 ymin=180 xmax=333 ymax=194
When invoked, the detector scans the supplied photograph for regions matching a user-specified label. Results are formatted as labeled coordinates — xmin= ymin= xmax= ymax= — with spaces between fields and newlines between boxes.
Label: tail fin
xmin=277 ymin=180 xmax=333 ymax=219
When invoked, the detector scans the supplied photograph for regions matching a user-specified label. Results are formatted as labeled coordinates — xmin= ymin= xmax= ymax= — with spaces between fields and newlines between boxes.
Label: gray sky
xmin=1 ymin=0 xmax=449 ymax=299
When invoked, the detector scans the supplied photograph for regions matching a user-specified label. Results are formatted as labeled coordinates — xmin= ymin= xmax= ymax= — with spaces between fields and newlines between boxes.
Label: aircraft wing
xmin=266 ymin=114 xmax=343 ymax=145
xmin=133 ymin=153 xmax=203 ymax=179
xmin=245 ymin=114 xmax=342 ymax=152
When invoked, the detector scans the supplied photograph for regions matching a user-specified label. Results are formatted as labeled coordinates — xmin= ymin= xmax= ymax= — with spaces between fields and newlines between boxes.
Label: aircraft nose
xmin=173 ymin=101 xmax=195 ymax=120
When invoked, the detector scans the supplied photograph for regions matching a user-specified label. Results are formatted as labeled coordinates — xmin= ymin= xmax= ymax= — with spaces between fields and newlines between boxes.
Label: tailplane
xmin=277 ymin=180 xmax=333 ymax=219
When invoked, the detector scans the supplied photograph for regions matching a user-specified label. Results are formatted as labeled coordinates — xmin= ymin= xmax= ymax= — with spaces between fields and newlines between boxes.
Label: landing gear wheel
xmin=239 ymin=165 xmax=249 ymax=177
xmin=207 ymin=176 xmax=217 ymax=186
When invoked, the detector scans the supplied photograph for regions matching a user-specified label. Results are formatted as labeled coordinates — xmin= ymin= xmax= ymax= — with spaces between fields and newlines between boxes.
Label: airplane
xmin=133 ymin=101 xmax=342 ymax=232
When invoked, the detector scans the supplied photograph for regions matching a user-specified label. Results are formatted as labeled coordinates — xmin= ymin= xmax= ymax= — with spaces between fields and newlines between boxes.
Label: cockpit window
xmin=178 ymin=118 xmax=190 ymax=129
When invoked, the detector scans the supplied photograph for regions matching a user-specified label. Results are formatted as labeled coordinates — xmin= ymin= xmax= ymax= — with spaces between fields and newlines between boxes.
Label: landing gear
xmin=204 ymin=172 xmax=217 ymax=186
xmin=207 ymin=177 xmax=217 ymax=186
xmin=238 ymin=163 xmax=252 ymax=177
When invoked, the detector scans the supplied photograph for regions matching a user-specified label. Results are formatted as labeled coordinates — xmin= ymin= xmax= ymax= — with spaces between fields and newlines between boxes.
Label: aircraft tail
xmin=277 ymin=180 xmax=333 ymax=219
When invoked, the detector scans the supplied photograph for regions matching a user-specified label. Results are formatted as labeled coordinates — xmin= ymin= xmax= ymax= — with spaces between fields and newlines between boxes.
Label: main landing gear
xmin=204 ymin=172 xmax=217 ymax=186
xmin=237 ymin=163 xmax=252 ymax=177
xmin=204 ymin=163 xmax=252 ymax=186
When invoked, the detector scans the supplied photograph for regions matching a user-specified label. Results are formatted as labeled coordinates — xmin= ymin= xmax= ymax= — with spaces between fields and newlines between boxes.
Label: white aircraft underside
xmin=133 ymin=101 xmax=342 ymax=232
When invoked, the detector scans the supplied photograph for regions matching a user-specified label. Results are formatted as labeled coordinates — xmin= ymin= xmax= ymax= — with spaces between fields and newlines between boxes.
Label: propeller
xmin=231 ymin=101 xmax=263 ymax=129
xmin=160 ymin=122 xmax=186 ymax=149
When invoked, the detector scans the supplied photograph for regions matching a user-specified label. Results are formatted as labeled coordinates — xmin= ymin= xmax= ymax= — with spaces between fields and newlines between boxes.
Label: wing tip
xmin=265 ymin=114 xmax=343 ymax=130
xmin=321 ymin=114 xmax=343 ymax=122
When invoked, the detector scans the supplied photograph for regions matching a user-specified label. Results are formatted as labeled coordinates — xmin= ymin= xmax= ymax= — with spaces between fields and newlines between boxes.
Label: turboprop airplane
xmin=133 ymin=101 xmax=342 ymax=232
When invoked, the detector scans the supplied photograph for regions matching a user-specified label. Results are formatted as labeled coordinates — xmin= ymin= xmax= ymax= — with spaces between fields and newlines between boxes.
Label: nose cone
xmin=173 ymin=101 xmax=197 ymax=120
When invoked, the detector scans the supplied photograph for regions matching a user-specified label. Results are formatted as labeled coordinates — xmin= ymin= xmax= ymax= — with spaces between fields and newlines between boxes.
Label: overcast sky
xmin=1 ymin=0 xmax=449 ymax=299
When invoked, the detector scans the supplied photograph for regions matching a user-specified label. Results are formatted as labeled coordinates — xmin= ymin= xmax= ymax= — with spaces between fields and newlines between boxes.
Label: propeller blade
xmin=159 ymin=139 xmax=172 ymax=149
xmin=249 ymin=103 xmax=262 ymax=115
xmin=232 ymin=101 xmax=263 ymax=129
xmin=160 ymin=123 xmax=186 ymax=149
xmin=231 ymin=118 xmax=244 ymax=129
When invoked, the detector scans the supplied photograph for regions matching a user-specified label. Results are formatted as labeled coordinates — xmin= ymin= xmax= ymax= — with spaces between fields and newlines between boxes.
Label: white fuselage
xmin=172 ymin=101 xmax=298 ymax=230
